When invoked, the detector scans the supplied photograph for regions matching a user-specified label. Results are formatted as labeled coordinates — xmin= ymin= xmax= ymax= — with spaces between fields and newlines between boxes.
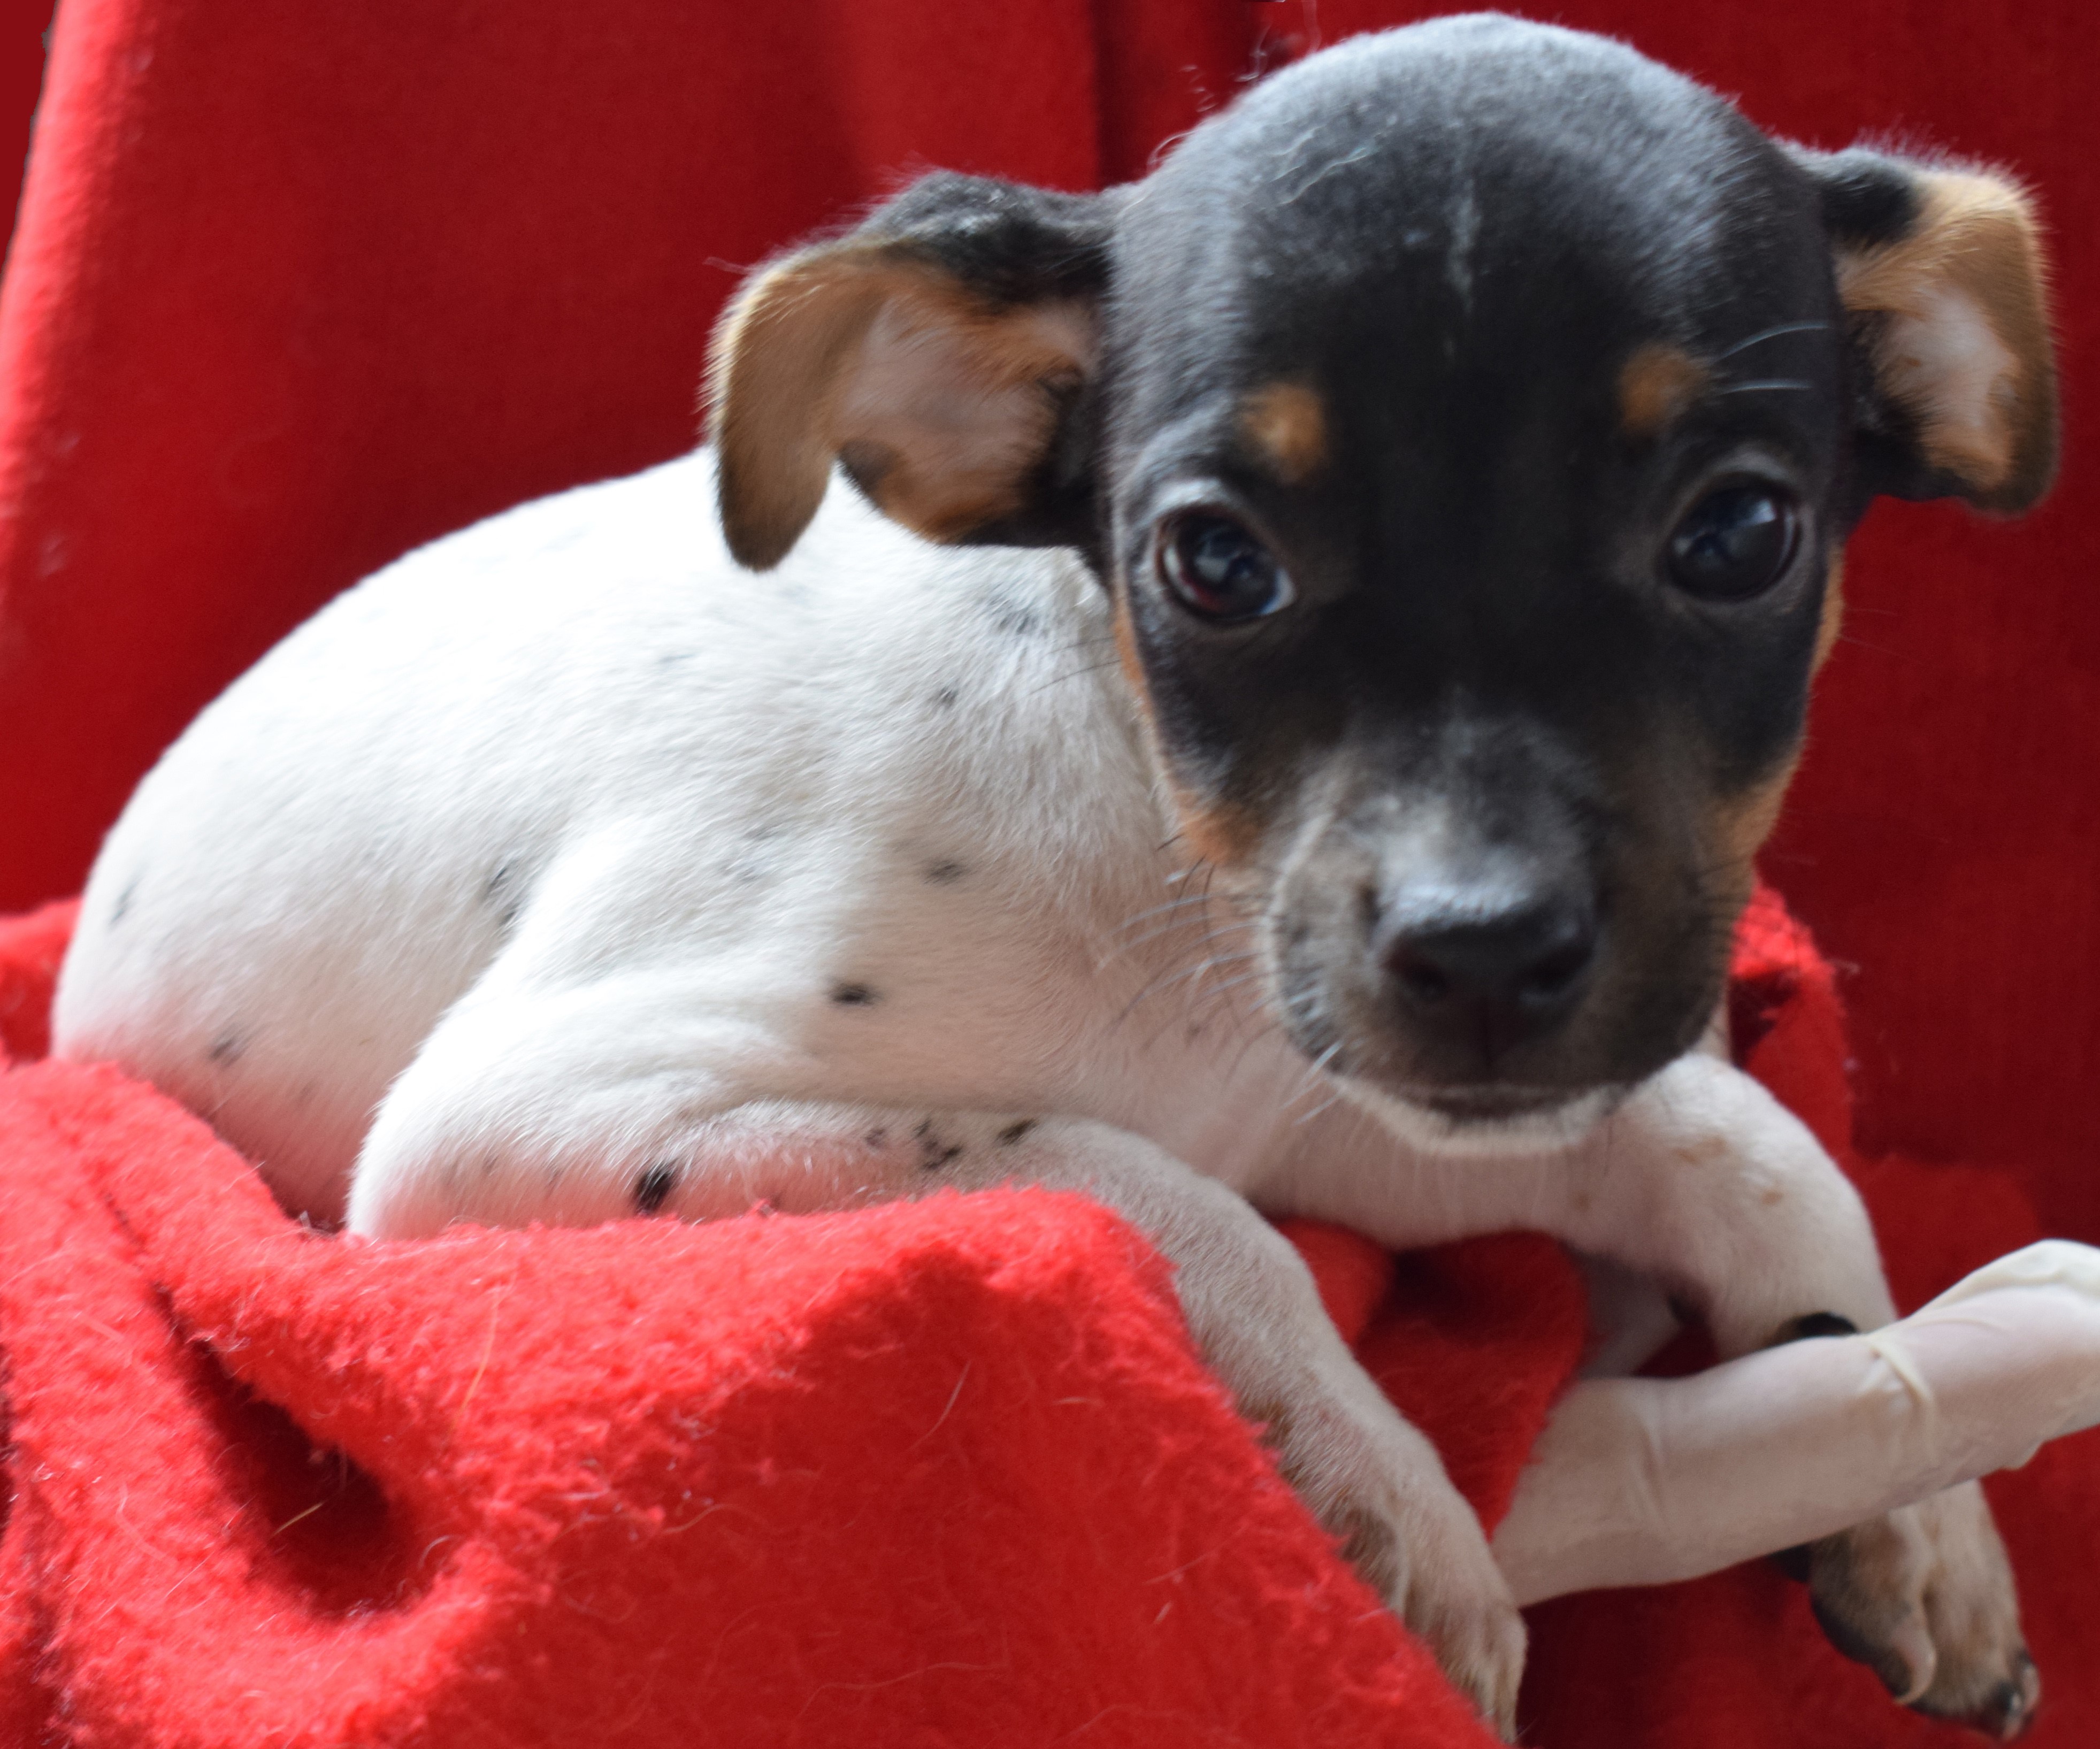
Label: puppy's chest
xmin=628 ymin=557 xmax=1297 ymax=1152
xmin=724 ymin=839 xmax=1303 ymax=1181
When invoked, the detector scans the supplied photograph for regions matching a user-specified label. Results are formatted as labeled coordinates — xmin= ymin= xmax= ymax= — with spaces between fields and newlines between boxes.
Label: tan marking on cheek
xmin=1171 ymin=793 xmax=1263 ymax=867
xmin=1240 ymin=380 xmax=1329 ymax=484
xmin=1814 ymin=551 xmax=1847 ymax=673
xmin=1618 ymin=343 xmax=1710 ymax=439
xmin=1704 ymin=758 xmax=1801 ymax=912
xmin=1691 ymin=557 xmax=1841 ymax=904
xmin=1113 ymin=589 xmax=1264 ymax=866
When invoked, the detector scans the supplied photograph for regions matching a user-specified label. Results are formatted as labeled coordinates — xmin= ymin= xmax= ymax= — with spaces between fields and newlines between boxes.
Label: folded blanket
xmin=4 ymin=891 xmax=2093 ymax=1747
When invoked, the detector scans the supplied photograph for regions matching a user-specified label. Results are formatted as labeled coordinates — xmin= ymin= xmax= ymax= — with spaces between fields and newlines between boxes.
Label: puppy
xmin=53 ymin=16 xmax=2056 ymax=1738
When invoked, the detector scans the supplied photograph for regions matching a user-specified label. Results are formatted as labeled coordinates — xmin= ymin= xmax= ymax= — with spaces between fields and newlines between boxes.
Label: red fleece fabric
xmin=3 ymin=898 xmax=2095 ymax=1749
xmin=0 ymin=0 xmax=2094 ymax=1743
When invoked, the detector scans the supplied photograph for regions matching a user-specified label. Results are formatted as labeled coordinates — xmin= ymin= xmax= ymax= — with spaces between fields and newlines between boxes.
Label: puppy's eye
xmin=1158 ymin=514 xmax=1294 ymax=622
xmin=1666 ymin=485 xmax=1800 ymax=601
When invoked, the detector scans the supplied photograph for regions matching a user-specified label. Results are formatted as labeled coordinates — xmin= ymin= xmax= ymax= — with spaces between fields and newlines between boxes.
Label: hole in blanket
xmin=178 ymin=1336 xmax=428 ymax=1616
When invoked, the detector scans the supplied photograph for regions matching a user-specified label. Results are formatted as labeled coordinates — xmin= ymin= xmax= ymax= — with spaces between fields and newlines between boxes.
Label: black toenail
xmin=1774 ymin=1310 xmax=1859 ymax=1344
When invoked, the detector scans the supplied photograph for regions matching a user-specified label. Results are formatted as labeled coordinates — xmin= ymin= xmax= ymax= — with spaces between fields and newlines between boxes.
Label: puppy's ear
xmin=708 ymin=174 xmax=1115 ymax=570
xmin=1801 ymin=148 xmax=2057 ymax=514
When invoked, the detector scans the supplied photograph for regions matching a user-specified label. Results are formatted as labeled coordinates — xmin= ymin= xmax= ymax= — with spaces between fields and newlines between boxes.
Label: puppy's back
xmin=52 ymin=451 xmax=1144 ymax=1222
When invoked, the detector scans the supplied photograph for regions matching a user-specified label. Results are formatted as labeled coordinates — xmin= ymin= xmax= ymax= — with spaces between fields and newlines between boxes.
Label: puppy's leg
xmin=1541 ymin=1056 xmax=2034 ymax=1737
xmin=1274 ymin=1050 xmax=2031 ymax=1732
xmin=355 ymin=1056 xmax=1524 ymax=1732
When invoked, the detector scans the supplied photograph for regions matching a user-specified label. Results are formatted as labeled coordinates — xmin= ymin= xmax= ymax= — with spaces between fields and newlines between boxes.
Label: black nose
xmin=1376 ymin=889 xmax=1599 ymax=1061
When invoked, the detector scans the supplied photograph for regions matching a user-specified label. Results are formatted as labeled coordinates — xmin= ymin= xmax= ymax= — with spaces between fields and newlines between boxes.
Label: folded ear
xmin=707 ymin=174 xmax=1115 ymax=570
xmin=1802 ymin=148 xmax=2057 ymax=514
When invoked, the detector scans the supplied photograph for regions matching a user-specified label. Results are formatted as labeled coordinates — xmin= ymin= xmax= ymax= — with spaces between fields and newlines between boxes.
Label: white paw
xmin=1256 ymin=1366 xmax=1526 ymax=1739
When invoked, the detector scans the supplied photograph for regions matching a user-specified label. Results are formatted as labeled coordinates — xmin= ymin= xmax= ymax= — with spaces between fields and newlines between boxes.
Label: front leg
xmin=1549 ymin=1052 xmax=1896 ymax=1355
xmin=354 ymin=1031 xmax=1523 ymax=1735
xmin=1277 ymin=1050 xmax=2033 ymax=1735
xmin=1557 ymin=1057 xmax=2035 ymax=1732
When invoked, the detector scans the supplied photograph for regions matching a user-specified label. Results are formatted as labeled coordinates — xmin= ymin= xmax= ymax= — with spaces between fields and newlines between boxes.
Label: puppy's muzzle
xmin=1271 ymin=774 xmax=1623 ymax=1121
xmin=1373 ymin=881 xmax=1600 ymax=1069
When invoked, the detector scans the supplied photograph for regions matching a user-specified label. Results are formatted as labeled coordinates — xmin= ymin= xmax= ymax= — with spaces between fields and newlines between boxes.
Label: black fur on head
xmin=709 ymin=14 xmax=2056 ymax=1135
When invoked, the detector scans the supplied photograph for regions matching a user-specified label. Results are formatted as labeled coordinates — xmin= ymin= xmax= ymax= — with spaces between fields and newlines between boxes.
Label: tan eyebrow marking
xmin=1618 ymin=342 xmax=1711 ymax=439
xmin=1240 ymin=380 xmax=1330 ymax=484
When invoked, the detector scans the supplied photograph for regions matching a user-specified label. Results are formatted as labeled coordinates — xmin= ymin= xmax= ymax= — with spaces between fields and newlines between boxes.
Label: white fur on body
xmin=56 ymin=452 xmax=1956 ymax=1729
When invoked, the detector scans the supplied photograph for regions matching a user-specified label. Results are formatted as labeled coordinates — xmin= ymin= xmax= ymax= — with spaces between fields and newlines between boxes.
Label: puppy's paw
xmin=1804 ymin=1481 xmax=2037 ymax=1739
xmin=1266 ymin=1380 xmax=1526 ymax=1738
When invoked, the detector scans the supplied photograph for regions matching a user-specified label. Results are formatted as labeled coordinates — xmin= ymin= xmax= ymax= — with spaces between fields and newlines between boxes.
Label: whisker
xmin=1106 ymin=912 xmax=1248 ymax=965
xmin=1715 ymin=378 xmax=1814 ymax=395
xmin=1283 ymin=1041 xmax=1344 ymax=1111
xmin=1291 ymin=1086 xmax=1349 ymax=1127
xmin=1714 ymin=320 xmax=1829 ymax=360
xmin=1028 ymin=656 xmax=1126 ymax=694
xmin=1118 ymin=949 xmax=1258 ymax=1027
xmin=1110 ymin=891 xmax=1215 ymax=938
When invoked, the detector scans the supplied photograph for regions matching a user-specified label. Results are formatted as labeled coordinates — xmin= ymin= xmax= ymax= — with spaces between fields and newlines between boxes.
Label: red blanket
xmin=2 ymin=892 xmax=2091 ymax=1747
xmin=0 ymin=1 xmax=2094 ymax=1744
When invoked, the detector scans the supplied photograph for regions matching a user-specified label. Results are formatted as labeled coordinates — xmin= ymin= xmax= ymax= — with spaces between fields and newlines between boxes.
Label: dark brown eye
xmin=1157 ymin=513 xmax=1294 ymax=622
xmin=1667 ymin=485 xmax=1800 ymax=600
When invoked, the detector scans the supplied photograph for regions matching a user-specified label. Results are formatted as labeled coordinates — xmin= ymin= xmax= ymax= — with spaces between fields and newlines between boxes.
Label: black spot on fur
xmin=914 ymin=1118 xmax=964 ymax=1171
xmin=864 ymin=1127 xmax=890 ymax=1150
xmin=924 ymin=860 xmax=967 ymax=885
xmin=634 ymin=1163 xmax=678 ymax=1215
xmin=987 ymin=600 xmax=1042 ymax=638
xmin=832 ymin=982 xmax=879 ymax=1007
xmin=931 ymin=684 xmax=961 ymax=710
xmin=206 ymin=1032 xmax=246 ymax=1064
xmin=655 ymin=649 xmax=696 ymax=668
xmin=996 ymin=1119 xmax=1039 ymax=1147
xmin=481 ymin=861 xmax=521 ymax=929
xmin=110 ymin=879 xmax=137 ymax=925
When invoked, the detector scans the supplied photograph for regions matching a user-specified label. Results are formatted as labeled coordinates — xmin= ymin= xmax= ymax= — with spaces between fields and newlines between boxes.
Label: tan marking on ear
xmin=707 ymin=248 xmax=1094 ymax=569
xmin=707 ymin=247 xmax=895 ymax=570
xmin=1619 ymin=343 xmax=1710 ymax=439
xmin=1240 ymin=381 xmax=1329 ymax=484
xmin=830 ymin=281 xmax=1094 ymax=543
xmin=1837 ymin=171 xmax=2056 ymax=511
xmin=1814 ymin=551 xmax=1847 ymax=674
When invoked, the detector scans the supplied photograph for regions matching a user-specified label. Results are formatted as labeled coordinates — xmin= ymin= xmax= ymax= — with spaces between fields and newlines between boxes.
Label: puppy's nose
xmin=1376 ymin=889 xmax=1599 ymax=1058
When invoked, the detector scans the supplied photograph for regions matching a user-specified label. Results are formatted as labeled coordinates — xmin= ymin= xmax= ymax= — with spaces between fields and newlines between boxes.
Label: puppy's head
xmin=708 ymin=14 xmax=2057 ymax=1148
